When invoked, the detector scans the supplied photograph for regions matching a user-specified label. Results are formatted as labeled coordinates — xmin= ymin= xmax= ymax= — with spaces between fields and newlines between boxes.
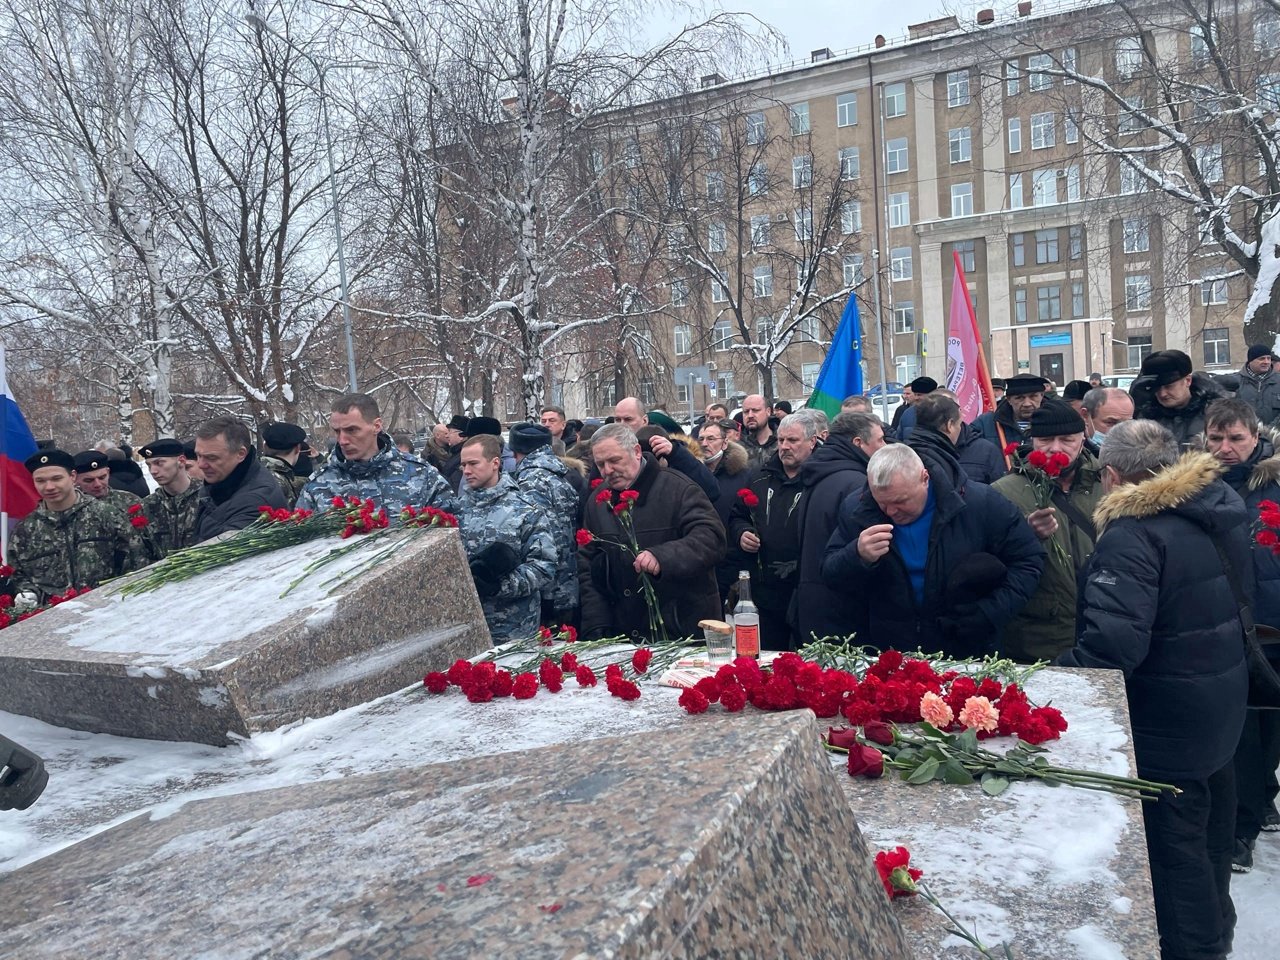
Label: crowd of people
xmin=5 ymin=344 xmax=1280 ymax=960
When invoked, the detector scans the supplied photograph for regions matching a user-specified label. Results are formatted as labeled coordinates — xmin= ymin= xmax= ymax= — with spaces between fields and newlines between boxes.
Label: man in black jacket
xmin=794 ymin=412 xmax=885 ymax=643
xmin=700 ymin=418 xmax=752 ymax=604
xmin=1131 ymin=349 xmax=1226 ymax=448
xmin=728 ymin=411 xmax=819 ymax=650
xmin=1059 ymin=419 xmax=1248 ymax=960
xmin=193 ymin=416 xmax=287 ymax=542
xmin=972 ymin=373 xmax=1049 ymax=456
xmin=821 ymin=443 xmax=1043 ymax=657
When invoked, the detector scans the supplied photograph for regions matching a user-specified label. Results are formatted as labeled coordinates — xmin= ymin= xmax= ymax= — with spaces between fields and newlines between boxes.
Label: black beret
xmin=183 ymin=441 xmax=197 ymax=460
xmin=73 ymin=450 xmax=109 ymax=473
xmin=909 ymin=376 xmax=938 ymax=394
xmin=1063 ymin=380 xmax=1092 ymax=402
xmin=1138 ymin=349 xmax=1193 ymax=386
xmin=140 ymin=438 xmax=185 ymax=459
xmin=647 ymin=410 xmax=685 ymax=434
xmin=1004 ymin=374 xmax=1049 ymax=397
xmin=1249 ymin=344 xmax=1272 ymax=362
xmin=447 ymin=415 xmax=470 ymax=432
xmin=509 ymin=422 xmax=552 ymax=454
xmin=25 ymin=449 xmax=75 ymax=473
xmin=1029 ymin=401 xmax=1087 ymax=437
xmin=262 ymin=422 xmax=307 ymax=450
xmin=464 ymin=416 xmax=502 ymax=438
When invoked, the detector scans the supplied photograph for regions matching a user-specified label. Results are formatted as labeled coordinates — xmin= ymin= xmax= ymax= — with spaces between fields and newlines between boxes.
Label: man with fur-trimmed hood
xmin=1060 ymin=419 xmax=1248 ymax=960
xmin=1130 ymin=348 xmax=1226 ymax=448
xmin=1202 ymin=398 xmax=1280 ymax=874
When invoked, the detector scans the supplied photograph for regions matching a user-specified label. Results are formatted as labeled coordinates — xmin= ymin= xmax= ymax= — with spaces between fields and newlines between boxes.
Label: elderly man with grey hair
xmin=727 ymin=411 xmax=821 ymax=649
xmin=821 ymin=442 xmax=1043 ymax=657
xmin=1058 ymin=419 xmax=1249 ymax=960
xmin=577 ymin=423 xmax=725 ymax=642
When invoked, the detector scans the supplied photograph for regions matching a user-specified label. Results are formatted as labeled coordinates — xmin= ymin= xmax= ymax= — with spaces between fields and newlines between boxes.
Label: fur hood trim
xmin=561 ymin=455 xmax=587 ymax=477
xmin=674 ymin=435 xmax=704 ymax=460
xmin=1246 ymin=425 xmax=1280 ymax=491
xmin=1094 ymin=451 xmax=1224 ymax=532
xmin=715 ymin=440 xmax=750 ymax=475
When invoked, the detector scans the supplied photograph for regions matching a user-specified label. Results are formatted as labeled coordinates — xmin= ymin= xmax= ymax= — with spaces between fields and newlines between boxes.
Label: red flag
xmin=944 ymin=251 xmax=995 ymax=422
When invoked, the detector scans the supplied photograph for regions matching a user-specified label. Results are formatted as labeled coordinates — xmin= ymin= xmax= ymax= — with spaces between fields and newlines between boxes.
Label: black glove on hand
xmin=469 ymin=542 xmax=522 ymax=598
xmin=0 ymin=734 xmax=48 ymax=811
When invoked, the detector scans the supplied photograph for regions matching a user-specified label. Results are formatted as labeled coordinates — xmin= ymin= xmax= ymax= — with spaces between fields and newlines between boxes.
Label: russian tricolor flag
xmin=1 ymin=346 xmax=40 ymax=558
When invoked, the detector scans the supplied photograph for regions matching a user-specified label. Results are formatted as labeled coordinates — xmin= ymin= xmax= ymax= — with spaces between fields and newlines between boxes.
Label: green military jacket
xmin=138 ymin=479 xmax=204 ymax=561
xmin=261 ymin=455 xmax=307 ymax=508
xmin=8 ymin=492 xmax=143 ymax=601
xmin=99 ymin=488 xmax=141 ymax=514
xmin=992 ymin=449 xmax=1104 ymax=663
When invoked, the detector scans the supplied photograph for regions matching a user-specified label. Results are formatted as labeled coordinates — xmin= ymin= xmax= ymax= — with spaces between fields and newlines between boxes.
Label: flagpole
xmin=871 ymin=248 xmax=890 ymax=422
xmin=1 ymin=343 xmax=9 ymax=561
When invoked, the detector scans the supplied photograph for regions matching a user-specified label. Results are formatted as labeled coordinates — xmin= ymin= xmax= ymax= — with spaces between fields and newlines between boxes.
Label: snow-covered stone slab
xmin=0 ymin=711 xmax=912 ymax=960
xmin=0 ymin=528 xmax=490 ymax=745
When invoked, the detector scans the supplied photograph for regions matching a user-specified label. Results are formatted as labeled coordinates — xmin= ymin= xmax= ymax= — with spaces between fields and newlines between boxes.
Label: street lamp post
xmin=246 ymin=13 xmax=358 ymax=392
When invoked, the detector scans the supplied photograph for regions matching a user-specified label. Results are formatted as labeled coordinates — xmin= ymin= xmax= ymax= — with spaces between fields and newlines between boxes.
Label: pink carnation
xmin=958 ymin=695 xmax=1000 ymax=733
xmin=919 ymin=690 xmax=954 ymax=728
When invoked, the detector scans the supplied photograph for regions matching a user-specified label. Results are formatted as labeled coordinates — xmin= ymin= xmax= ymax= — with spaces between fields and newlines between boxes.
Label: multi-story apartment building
xmin=560 ymin=0 xmax=1264 ymax=417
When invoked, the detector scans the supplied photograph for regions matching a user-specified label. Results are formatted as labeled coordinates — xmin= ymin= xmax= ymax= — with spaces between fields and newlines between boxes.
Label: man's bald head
xmin=614 ymin=397 xmax=648 ymax=429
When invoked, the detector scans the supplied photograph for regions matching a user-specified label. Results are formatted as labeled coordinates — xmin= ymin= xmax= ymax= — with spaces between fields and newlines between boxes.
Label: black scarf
xmin=207 ymin=447 xmax=258 ymax=505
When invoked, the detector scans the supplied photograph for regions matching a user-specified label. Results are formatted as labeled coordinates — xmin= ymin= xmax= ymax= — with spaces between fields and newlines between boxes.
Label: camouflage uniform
xmin=296 ymin=436 xmax=460 ymax=519
xmin=97 ymin=488 xmax=141 ymax=515
xmin=513 ymin=445 xmax=580 ymax=614
xmin=261 ymin=455 xmax=308 ymax=508
xmin=458 ymin=474 xmax=557 ymax=641
xmin=138 ymin=479 xmax=204 ymax=562
xmin=7 ymin=492 xmax=143 ymax=601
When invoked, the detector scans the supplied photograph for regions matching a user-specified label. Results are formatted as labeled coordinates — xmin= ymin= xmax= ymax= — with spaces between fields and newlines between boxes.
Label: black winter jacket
xmin=1059 ymin=452 xmax=1249 ymax=781
xmin=1131 ymin=371 xmax=1226 ymax=448
xmin=821 ymin=452 xmax=1044 ymax=657
xmin=194 ymin=448 xmax=288 ymax=542
xmin=795 ymin=434 xmax=870 ymax=642
xmin=956 ymin=424 xmax=1005 ymax=484
xmin=727 ymin=453 xmax=805 ymax=614
xmin=709 ymin=442 xmax=753 ymax=596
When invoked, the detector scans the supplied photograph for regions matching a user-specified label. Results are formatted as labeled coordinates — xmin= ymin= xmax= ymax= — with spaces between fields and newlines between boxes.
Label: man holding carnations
xmin=1059 ymin=419 xmax=1248 ymax=960
xmin=1202 ymin=397 xmax=1280 ymax=873
xmin=993 ymin=402 xmax=1104 ymax=662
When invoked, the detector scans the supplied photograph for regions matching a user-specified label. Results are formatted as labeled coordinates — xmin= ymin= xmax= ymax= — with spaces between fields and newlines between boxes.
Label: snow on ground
xmin=1232 ymin=826 xmax=1280 ymax=959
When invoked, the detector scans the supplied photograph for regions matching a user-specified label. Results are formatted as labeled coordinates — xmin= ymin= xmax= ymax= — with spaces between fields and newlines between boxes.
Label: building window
xmin=1015 ymin=288 xmax=1027 ymax=322
xmin=1064 ymin=110 xmax=1079 ymax=143
xmin=1065 ymin=165 xmax=1081 ymax=201
xmin=886 ymin=137 xmax=909 ymax=173
xmin=1037 ymin=285 xmax=1062 ymax=321
xmin=1116 ymin=37 xmax=1143 ymax=78
xmin=1125 ymin=274 xmax=1152 ymax=311
xmin=753 ymin=264 xmax=773 ymax=298
xmin=837 ymin=92 xmax=857 ymax=127
xmin=949 ymin=126 xmax=972 ymax=163
xmin=890 ymin=246 xmax=913 ymax=281
xmin=1063 ymin=47 xmax=1078 ymax=82
xmin=713 ymin=321 xmax=734 ymax=352
xmin=1028 ymin=53 xmax=1052 ymax=90
xmin=708 ymin=221 xmax=727 ymax=253
xmin=667 ymin=225 xmax=688 ymax=253
xmin=1031 ymin=111 xmax=1055 ymax=149
xmin=893 ymin=301 xmax=915 ymax=334
xmin=706 ymin=171 xmax=724 ymax=201
xmin=711 ymin=280 xmax=728 ymax=303
xmin=801 ymin=361 xmax=821 ymax=391
xmin=750 ymin=214 xmax=771 ymax=247
xmin=1260 ymin=73 xmax=1280 ymax=110
xmin=1012 ymin=232 xmax=1026 ymax=267
xmin=792 ymin=155 xmax=812 ymax=188
xmin=717 ymin=371 xmax=735 ymax=397
xmin=1191 ymin=22 xmax=1214 ymax=66
xmin=797 ymin=257 xmax=812 ymax=288
xmin=844 ymin=254 xmax=864 ymax=286
xmin=1119 ymin=97 xmax=1146 ymax=135
xmin=1123 ymin=217 xmax=1150 ymax=253
xmin=1127 ymin=335 xmax=1153 ymax=368
xmin=895 ymin=355 xmax=920 ymax=382
xmin=889 ymin=191 xmax=911 ymax=228
xmin=1008 ymin=117 xmax=1022 ymax=153
xmin=634 ymin=329 xmax=654 ymax=359
xmin=1009 ymin=172 xmax=1025 ymax=209
xmin=1035 ymin=228 xmax=1059 ymax=264
xmin=671 ymin=279 xmax=689 ymax=307
xmin=1197 ymin=143 xmax=1224 ymax=183
xmin=589 ymin=147 xmax=604 ymax=174
xmin=839 ymin=146 xmax=860 ymax=179
xmin=1120 ymin=160 xmax=1143 ymax=194
xmin=626 ymin=230 xmax=646 ymax=259
xmin=954 ymin=239 xmax=976 ymax=272
xmin=1032 ymin=169 xmax=1057 ymax=207
xmin=947 ymin=70 xmax=970 ymax=107
xmin=1069 ymin=224 xmax=1083 ymax=260
xmin=756 ymin=315 xmax=774 ymax=344
xmin=674 ymin=324 xmax=691 ymax=355
xmin=748 ymin=162 xmax=768 ymax=196
xmin=1202 ymin=276 xmax=1228 ymax=305
xmin=798 ymin=316 xmax=820 ymax=342
xmin=841 ymin=201 xmax=861 ymax=235
xmin=794 ymin=207 xmax=813 ymax=241
xmin=624 ymin=140 xmax=641 ymax=168
xmin=951 ymin=182 xmax=974 ymax=217
xmin=790 ymin=101 xmax=810 ymax=136
xmin=884 ymin=82 xmax=907 ymax=118
xmin=1071 ymin=281 xmax=1085 ymax=317
xmin=746 ymin=111 xmax=766 ymax=144
xmin=1203 ymin=327 xmax=1230 ymax=366
xmin=1259 ymin=15 xmax=1280 ymax=52
xmin=1005 ymin=60 xmax=1020 ymax=96
xmin=704 ymin=123 xmax=722 ymax=157
xmin=675 ymin=382 xmax=689 ymax=405
xmin=626 ymin=185 xmax=643 ymax=213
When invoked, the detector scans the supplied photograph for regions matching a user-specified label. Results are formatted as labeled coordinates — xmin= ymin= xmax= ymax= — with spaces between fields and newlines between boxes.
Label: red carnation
xmin=575 ymin=528 xmax=594 ymax=546
xmin=605 ymin=662 xmax=624 ymax=682
xmin=609 ymin=678 xmax=641 ymax=701
xmin=0 ymin=564 xmax=13 ymax=578
xmin=1260 ymin=499 xmax=1280 ymax=512
xmin=575 ymin=664 xmax=598 ymax=687
xmin=0 ymin=595 xmax=12 ymax=609
xmin=446 ymin=659 xmax=474 ymax=686
xmin=423 ymin=671 xmax=449 ymax=693
xmin=679 ymin=687 xmax=710 ymax=714
xmin=594 ymin=488 xmax=613 ymax=504
xmin=539 ymin=659 xmax=564 ymax=693
xmin=632 ymin=647 xmax=653 ymax=674
xmin=620 ymin=489 xmax=639 ymax=501
xmin=1262 ymin=510 xmax=1280 ymax=530
xmin=1261 ymin=530 xmax=1280 ymax=548
xmin=491 ymin=670 xmax=515 ymax=698
xmin=512 ymin=673 xmax=539 ymax=699
xmin=1027 ymin=449 xmax=1049 ymax=469
xmin=560 ymin=652 xmax=579 ymax=672
xmin=719 ymin=683 xmax=747 ymax=712
xmin=463 ymin=682 xmax=494 ymax=703
xmin=737 ymin=488 xmax=760 ymax=507
xmin=590 ymin=477 xmax=604 ymax=489
xmin=331 ymin=496 xmax=346 ymax=508
xmin=847 ymin=745 xmax=885 ymax=779
xmin=130 ymin=515 xmax=149 ymax=528
xmin=561 ymin=624 xmax=578 ymax=643
xmin=127 ymin=503 xmax=143 ymax=515
xmin=693 ymin=675 xmax=723 ymax=702
xmin=1003 ymin=442 xmax=1020 ymax=456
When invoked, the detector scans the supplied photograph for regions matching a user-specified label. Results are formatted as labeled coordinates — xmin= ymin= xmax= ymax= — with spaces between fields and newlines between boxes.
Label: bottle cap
xmin=739 ymin=570 xmax=749 ymax=577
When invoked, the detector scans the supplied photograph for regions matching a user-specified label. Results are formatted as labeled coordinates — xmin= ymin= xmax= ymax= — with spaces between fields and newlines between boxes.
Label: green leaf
xmin=954 ymin=728 xmax=979 ymax=754
xmin=917 ymin=722 xmax=946 ymax=739
xmin=981 ymin=774 xmax=1010 ymax=796
xmin=943 ymin=759 xmax=975 ymax=785
xmin=907 ymin=757 xmax=941 ymax=784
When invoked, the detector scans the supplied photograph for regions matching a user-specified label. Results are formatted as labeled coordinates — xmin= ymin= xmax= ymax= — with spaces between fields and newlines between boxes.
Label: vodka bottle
xmin=733 ymin=570 xmax=760 ymax=658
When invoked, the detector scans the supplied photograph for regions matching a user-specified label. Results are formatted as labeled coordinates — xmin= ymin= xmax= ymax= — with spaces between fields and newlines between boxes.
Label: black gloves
xmin=469 ymin=542 xmax=522 ymax=598
xmin=0 ymin=734 xmax=48 ymax=811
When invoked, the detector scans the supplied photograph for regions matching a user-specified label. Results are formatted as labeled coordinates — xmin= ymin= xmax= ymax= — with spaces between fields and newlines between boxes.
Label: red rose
xmin=679 ymin=688 xmax=710 ymax=714
xmin=575 ymin=664 xmax=598 ymax=687
xmin=1027 ymin=450 xmax=1049 ymax=469
xmin=847 ymin=745 xmax=885 ymax=778
xmin=512 ymin=673 xmax=539 ymax=699
xmin=827 ymin=726 xmax=860 ymax=749
xmin=575 ymin=528 xmax=594 ymax=546
xmin=719 ymin=683 xmax=747 ymax=712
xmin=590 ymin=477 xmax=604 ymax=489
xmin=423 ymin=671 xmax=449 ymax=693
xmin=632 ymin=648 xmax=653 ymax=674
xmin=862 ymin=720 xmax=895 ymax=746
xmin=1003 ymin=442 xmax=1020 ymax=456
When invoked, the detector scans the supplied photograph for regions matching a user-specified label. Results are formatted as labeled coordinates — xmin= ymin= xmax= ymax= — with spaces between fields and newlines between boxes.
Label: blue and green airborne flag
xmin=805 ymin=293 xmax=863 ymax=418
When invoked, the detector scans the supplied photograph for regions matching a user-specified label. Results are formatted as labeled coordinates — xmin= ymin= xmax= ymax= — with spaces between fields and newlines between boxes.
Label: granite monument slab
xmin=0 ymin=528 xmax=490 ymax=745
